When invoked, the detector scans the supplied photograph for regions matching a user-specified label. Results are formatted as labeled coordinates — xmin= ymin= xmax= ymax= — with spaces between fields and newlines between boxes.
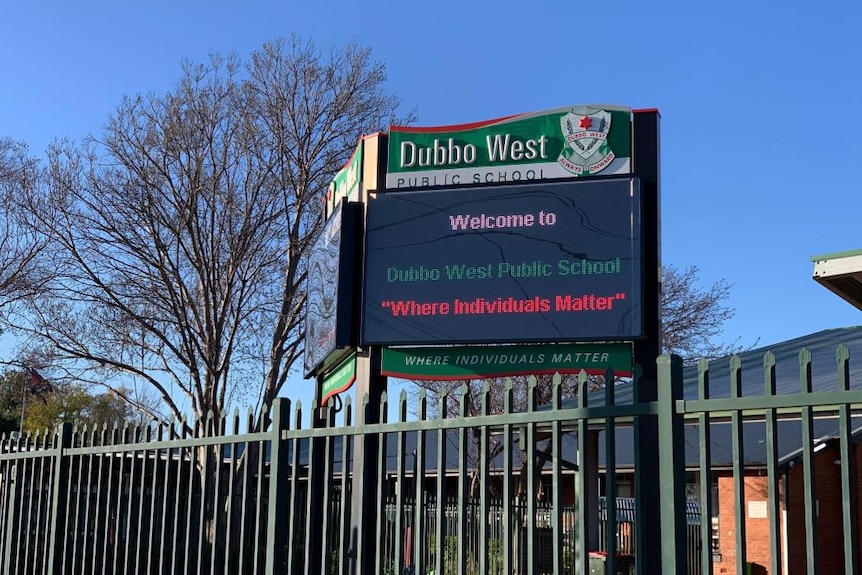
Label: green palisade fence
xmin=1 ymin=346 xmax=861 ymax=574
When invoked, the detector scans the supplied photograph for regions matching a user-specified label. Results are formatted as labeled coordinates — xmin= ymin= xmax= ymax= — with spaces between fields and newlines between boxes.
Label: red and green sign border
xmin=320 ymin=353 xmax=357 ymax=406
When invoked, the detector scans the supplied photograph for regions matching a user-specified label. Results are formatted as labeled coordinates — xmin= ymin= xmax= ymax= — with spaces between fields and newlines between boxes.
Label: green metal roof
xmin=557 ymin=326 xmax=862 ymax=467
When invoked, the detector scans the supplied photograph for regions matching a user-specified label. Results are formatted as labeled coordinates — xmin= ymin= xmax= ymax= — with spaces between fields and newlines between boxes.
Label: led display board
xmin=362 ymin=178 xmax=642 ymax=345
xmin=303 ymin=201 xmax=362 ymax=377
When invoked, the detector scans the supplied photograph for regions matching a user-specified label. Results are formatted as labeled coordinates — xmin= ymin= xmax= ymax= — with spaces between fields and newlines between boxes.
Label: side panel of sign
xmin=325 ymin=138 xmax=364 ymax=219
xmin=304 ymin=202 xmax=362 ymax=376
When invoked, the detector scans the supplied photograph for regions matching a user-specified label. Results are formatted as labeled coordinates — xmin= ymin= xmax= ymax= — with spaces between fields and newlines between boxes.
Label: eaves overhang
xmin=812 ymin=249 xmax=862 ymax=311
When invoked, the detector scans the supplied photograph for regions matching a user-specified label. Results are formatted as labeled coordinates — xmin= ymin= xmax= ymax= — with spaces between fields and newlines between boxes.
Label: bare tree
xmin=661 ymin=264 xmax=754 ymax=363
xmin=11 ymin=37 xmax=412 ymax=431
xmin=0 ymin=138 xmax=44 ymax=325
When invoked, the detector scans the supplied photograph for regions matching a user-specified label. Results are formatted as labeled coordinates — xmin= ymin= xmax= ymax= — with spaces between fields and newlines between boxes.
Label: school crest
xmin=558 ymin=108 xmax=616 ymax=176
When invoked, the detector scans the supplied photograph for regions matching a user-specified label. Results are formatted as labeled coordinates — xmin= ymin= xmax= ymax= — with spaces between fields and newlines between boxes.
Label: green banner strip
xmin=320 ymin=354 xmax=356 ymax=405
xmin=381 ymin=343 xmax=632 ymax=380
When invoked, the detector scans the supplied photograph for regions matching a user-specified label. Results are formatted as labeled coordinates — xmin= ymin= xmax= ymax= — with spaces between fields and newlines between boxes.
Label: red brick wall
xmin=712 ymin=473 xmax=778 ymax=574
xmin=706 ymin=443 xmax=862 ymax=574
xmin=786 ymin=443 xmax=861 ymax=574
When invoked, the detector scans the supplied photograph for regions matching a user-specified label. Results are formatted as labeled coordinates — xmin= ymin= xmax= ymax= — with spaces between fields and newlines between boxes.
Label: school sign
xmin=386 ymin=105 xmax=631 ymax=189
xmin=324 ymin=138 xmax=363 ymax=219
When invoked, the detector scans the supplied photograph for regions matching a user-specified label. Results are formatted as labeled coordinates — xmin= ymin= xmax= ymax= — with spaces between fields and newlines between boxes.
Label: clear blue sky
xmin=2 ymin=0 xmax=861 ymax=407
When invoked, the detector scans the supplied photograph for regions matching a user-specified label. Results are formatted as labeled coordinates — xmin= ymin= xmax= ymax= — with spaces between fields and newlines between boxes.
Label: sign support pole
xmin=348 ymin=134 xmax=388 ymax=575
xmin=349 ymin=347 xmax=386 ymax=574
xmin=631 ymin=108 xmax=663 ymax=574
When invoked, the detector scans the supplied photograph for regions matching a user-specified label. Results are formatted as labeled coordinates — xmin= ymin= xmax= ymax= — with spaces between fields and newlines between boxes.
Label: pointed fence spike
xmin=799 ymin=347 xmax=813 ymax=392
xmin=399 ymin=389 xmax=408 ymax=423
xmin=578 ymin=370 xmax=588 ymax=409
xmin=438 ymin=392 xmax=449 ymax=420
xmin=698 ymin=358 xmax=711 ymax=401
xmin=416 ymin=388 xmax=427 ymax=421
xmin=763 ymin=351 xmax=777 ymax=395
xmin=837 ymin=343 xmax=851 ymax=392
xmin=553 ymin=375 xmax=562 ymax=410
xmin=482 ymin=381 xmax=491 ymax=415
xmin=503 ymin=378 xmax=513 ymax=415
xmin=379 ymin=391 xmax=390 ymax=424
xmin=290 ymin=401 xmax=302 ymax=431
xmin=730 ymin=355 xmax=743 ymax=398
xmin=459 ymin=383 xmax=470 ymax=417
xmin=337 ymin=395 xmax=350 ymax=427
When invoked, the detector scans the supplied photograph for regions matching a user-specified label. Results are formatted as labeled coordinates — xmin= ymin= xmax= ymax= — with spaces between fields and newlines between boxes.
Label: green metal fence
xmin=379 ymin=497 xmax=703 ymax=575
xmin=0 ymin=412 xmax=286 ymax=575
xmin=1 ymin=347 xmax=861 ymax=574
xmin=673 ymin=347 xmax=862 ymax=575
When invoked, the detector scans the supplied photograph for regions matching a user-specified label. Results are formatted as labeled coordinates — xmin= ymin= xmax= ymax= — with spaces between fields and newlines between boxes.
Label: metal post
xmin=264 ymin=398 xmax=292 ymax=575
xmin=306 ymin=400 xmax=329 ymax=575
xmin=46 ymin=422 xmax=72 ymax=574
xmin=657 ymin=354 xmax=687 ymax=575
xmin=631 ymin=108 xmax=662 ymax=575
xmin=349 ymin=347 xmax=386 ymax=575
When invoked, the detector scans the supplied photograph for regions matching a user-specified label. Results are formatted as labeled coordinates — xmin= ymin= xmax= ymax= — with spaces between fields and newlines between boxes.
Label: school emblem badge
xmin=558 ymin=107 xmax=616 ymax=176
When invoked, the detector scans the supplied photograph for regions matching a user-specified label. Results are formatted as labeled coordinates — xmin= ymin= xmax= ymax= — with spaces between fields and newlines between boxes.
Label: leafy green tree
xmin=0 ymin=370 xmax=25 ymax=433
xmin=22 ymin=385 xmax=134 ymax=433
xmin=0 ymin=368 xmax=141 ymax=434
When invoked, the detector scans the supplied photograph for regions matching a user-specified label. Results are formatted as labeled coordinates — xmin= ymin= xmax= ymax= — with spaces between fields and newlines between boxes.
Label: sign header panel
xmin=362 ymin=178 xmax=642 ymax=345
xmin=386 ymin=105 xmax=631 ymax=190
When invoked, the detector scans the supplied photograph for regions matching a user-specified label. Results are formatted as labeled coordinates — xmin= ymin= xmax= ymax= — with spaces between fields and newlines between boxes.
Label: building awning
xmin=812 ymin=249 xmax=862 ymax=311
